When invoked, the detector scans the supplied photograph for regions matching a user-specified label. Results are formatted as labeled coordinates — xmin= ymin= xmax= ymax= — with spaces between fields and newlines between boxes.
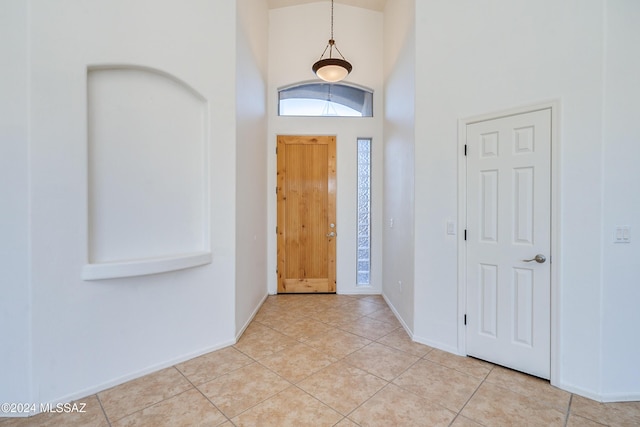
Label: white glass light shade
xmin=312 ymin=58 xmax=352 ymax=83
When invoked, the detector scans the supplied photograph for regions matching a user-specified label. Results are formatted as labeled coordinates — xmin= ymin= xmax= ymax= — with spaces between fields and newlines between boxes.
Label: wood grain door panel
xmin=277 ymin=135 xmax=336 ymax=293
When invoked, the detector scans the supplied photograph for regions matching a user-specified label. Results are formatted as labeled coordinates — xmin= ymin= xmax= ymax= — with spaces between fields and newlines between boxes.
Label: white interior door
xmin=465 ymin=108 xmax=551 ymax=379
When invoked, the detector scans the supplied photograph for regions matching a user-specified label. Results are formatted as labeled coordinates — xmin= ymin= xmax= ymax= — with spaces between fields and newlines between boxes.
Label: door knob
xmin=326 ymin=231 xmax=336 ymax=238
xmin=523 ymin=254 xmax=546 ymax=264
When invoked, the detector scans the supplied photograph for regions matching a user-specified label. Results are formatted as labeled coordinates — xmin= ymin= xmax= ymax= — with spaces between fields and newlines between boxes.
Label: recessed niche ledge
xmin=82 ymin=251 xmax=212 ymax=281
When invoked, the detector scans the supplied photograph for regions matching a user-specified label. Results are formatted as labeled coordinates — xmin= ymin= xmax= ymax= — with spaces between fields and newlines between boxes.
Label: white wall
xmin=267 ymin=3 xmax=384 ymax=295
xmin=4 ymin=0 xmax=637 ymax=408
xmin=235 ymin=0 xmax=270 ymax=336
xmin=382 ymin=0 xmax=416 ymax=332
xmin=0 ymin=0 xmax=31 ymax=405
xmin=411 ymin=0 xmax=639 ymax=401
xmin=414 ymin=0 xmax=604 ymax=394
xmin=6 ymin=0 xmax=238 ymax=406
xmin=600 ymin=0 xmax=640 ymax=401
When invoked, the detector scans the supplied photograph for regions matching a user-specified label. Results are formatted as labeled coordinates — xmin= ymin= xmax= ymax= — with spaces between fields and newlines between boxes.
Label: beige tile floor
xmin=2 ymin=294 xmax=640 ymax=426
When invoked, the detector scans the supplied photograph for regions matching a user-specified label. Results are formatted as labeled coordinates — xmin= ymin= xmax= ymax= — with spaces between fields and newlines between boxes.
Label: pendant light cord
xmin=328 ymin=0 xmax=347 ymax=60
xmin=316 ymin=0 xmax=349 ymax=63
xmin=330 ymin=0 xmax=334 ymax=40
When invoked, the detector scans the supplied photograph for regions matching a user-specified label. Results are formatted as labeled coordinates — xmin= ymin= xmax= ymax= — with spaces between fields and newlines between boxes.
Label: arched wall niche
xmin=83 ymin=65 xmax=211 ymax=280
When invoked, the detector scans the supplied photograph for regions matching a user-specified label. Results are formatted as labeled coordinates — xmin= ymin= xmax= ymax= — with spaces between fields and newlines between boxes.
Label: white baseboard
xmin=555 ymin=381 xmax=640 ymax=403
xmin=381 ymin=294 xmax=412 ymax=337
xmin=337 ymin=290 xmax=383 ymax=295
xmin=27 ymin=339 xmax=236 ymax=417
xmin=412 ymin=334 xmax=462 ymax=356
xmin=597 ymin=391 xmax=640 ymax=402
xmin=236 ymin=293 xmax=269 ymax=341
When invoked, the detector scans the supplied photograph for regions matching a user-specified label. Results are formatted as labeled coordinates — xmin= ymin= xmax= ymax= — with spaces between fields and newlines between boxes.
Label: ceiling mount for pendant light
xmin=312 ymin=0 xmax=353 ymax=82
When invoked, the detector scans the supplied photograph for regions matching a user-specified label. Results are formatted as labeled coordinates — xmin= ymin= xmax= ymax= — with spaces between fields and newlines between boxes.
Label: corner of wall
xmin=0 ymin=0 xmax=33 ymax=405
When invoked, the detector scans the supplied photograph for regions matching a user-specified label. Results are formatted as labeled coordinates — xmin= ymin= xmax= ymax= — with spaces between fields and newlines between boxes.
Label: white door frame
xmin=457 ymin=100 xmax=561 ymax=386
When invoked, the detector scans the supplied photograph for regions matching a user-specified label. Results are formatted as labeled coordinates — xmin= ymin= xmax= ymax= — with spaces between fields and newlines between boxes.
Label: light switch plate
xmin=447 ymin=220 xmax=456 ymax=235
xmin=614 ymin=225 xmax=631 ymax=243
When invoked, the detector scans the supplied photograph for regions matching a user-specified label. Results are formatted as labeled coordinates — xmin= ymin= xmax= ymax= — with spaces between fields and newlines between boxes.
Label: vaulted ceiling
xmin=267 ymin=0 xmax=386 ymax=12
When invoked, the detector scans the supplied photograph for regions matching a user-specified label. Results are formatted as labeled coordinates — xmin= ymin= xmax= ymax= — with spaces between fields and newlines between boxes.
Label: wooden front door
xmin=277 ymin=135 xmax=336 ymax=293
xmin=465 ymin=108 xmax=552 ymax=379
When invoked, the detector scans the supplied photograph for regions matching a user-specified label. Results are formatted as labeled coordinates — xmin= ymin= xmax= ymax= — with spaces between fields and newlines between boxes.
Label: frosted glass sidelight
xmin=357 ymin=138 xmax=372 ymax=286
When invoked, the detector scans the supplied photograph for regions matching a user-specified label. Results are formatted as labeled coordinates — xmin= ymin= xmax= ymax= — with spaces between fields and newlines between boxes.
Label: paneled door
xmin=465 ymin=109 xmax=552 ymax=379
xmin=277 ymin=135 xmax=336 ymax=293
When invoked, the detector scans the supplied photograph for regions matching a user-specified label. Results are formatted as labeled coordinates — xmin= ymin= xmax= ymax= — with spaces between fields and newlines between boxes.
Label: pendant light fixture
xmin=312 ymin=0 xmax=353 ymax=82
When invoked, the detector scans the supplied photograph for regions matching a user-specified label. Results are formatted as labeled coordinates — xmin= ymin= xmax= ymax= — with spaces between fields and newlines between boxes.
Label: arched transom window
xmin=278 ymin=82 xmax=373 ymax=117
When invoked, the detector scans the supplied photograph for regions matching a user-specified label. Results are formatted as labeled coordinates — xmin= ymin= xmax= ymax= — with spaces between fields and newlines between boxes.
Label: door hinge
xmin=275 ymin=147 xmax=278 ymax=155
xmin=464 ymin=314 xmax=467 ymax=325
xmin=464 ymin=144 xmax=467 ymax=156
xmin=275 ymin=186 xmax=278 ymax=194
xmin=464 ymin=229 xmax=467 ymax=240
xmin=275 ymin=226 xmax=278 ymax=234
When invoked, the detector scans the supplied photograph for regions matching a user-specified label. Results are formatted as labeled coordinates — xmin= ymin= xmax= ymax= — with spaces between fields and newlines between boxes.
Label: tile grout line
xmin=105 ymin=385 xmax=196 ymax=426
xmin=341 ymin=341 xmax=425 ymax=385
xmin=563 ymin=394 xmax=573 ymax=427
xmin=213 ymin=344 xmax=299 ymax=423
xmin=342 ymin=381 xmax=393 ymax=422
xmin=175 ymin=363 xmax=234 ymax=426
xmin=373 ymin=336 xmax=432 ymax=359
xmin=250 ymin=296 xmax=482 ymax=425
xmin=336 ymin=321 xmax=403 ymax=340
xmin=240 ymin=296 xmax=557 ymax=425
xmin=419 ymin=352 xmax=493 ymax=383
xmin=224 ymin=342 xmax=300 ymax=414
xmin=384 ymin=356 xmax=464 ymax=422
xmin=94 ymin=392 xmax=113 ymax=427
xmin=481 ymin=368 xmax=572 ymax=415
xmin=265 ymin=300 xmax=430 ymax=386
xmin=334 ymin=333 xmax=439 ymax=423
xmin=452 ymin=364 xmax=496 ymax=426
xmin=289 ymin=380 xmax=347 ymax=421
xmin=263 ymin=303 xmax=399 ymax=421
xmin=224 ymin=384 xmax=297 ymax=423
